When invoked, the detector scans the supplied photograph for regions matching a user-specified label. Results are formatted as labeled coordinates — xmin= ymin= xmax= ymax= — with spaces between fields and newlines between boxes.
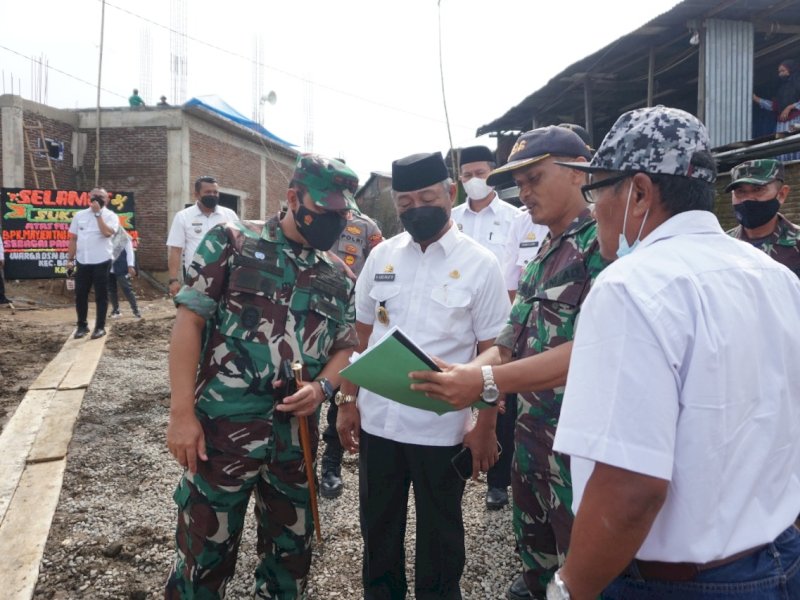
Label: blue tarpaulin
xmin=183 ymin=95 xmax=295 ymax=147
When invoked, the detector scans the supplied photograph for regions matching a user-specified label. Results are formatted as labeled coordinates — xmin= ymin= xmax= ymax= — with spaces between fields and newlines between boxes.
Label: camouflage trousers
xmin=164 ymin=410 xmax=319 ymax=600
xmin=511 ymin=418 xmax=573 ymax=597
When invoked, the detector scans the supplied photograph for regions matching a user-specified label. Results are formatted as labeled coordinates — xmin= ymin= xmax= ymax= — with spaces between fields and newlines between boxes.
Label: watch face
xmin=482 ymin=386 xmax=499 ymax=404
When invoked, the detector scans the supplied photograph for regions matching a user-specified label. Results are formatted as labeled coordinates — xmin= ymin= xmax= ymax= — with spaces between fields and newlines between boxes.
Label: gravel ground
xmin=31 ymin=312 xmax=519 ymax=599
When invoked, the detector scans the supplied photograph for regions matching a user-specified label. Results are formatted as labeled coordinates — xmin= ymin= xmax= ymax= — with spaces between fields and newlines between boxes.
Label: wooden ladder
xmin=23 ymin=120 xmax=57 ymax=189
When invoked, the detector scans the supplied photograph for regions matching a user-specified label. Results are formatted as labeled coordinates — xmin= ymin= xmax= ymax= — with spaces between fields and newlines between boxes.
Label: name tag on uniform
xmin=375 ymin=273 xmax=395 ymax=281
xmin=520 ymin=241 xmax=540 ymax=248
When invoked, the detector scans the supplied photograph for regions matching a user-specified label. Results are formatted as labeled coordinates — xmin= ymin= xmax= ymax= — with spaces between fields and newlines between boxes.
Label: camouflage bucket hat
xmin=293 ymin=154 xmax=359 ymax=211
xmin=724 ymin=159 xmax=785 ymax=192
xmin=556 ymin=105 xmax=716 ymax=183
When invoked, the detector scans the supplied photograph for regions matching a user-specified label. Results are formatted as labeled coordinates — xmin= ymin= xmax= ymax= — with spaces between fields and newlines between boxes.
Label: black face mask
xmin=200 ymin=195 xmax=218 ymax=209
xmin=91 ymin=195 xmax=105 ymax=208
xmin=733 ymin=198 xmax=781 ymax=229
xmin=400 ymin=206 xmax=449 ymax=243
xmin=294 ymin=204 xmax=347 ymax=251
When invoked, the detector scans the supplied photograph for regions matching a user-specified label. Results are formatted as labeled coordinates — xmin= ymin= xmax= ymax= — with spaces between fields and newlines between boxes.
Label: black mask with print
xmin=294 ymin=204 xmax=347 ymax=251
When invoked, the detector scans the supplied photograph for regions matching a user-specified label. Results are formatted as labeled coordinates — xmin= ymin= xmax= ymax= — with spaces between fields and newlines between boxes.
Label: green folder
xmin=339 ymin=326 xmax=489 ymax=415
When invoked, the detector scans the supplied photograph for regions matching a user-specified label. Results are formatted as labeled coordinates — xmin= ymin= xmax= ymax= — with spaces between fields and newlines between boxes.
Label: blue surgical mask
xmin=616 ymin=181 xmax=649 ymax=259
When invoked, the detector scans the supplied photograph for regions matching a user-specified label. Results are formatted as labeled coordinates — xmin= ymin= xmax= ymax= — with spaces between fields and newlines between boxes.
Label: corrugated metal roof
xmin=477 ymin=0 xmax=800 ymax=139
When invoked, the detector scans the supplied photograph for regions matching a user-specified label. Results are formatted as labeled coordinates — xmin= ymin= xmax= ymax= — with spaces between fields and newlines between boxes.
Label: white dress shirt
xmin=451 ymin=194 xmax=521 ymax=265
xmin=554 ymin=211 xmax=800 ymax=562
xmin=502 ymin=209 xmax=550 ymax=292
xmin=355 ymin=224 xmax=511 ymax=446
xmin=166 ymin=203 xmax=239 ymax=271
xmin=68 ymin=207 xmax=119 ymax=264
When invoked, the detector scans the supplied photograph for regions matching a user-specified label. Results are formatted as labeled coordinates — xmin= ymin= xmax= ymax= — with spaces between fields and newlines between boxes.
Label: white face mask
xmin=616 ymin=181 xmax=649 ymax=259
xmin=463 ymin=177 xmax=494 ymax=201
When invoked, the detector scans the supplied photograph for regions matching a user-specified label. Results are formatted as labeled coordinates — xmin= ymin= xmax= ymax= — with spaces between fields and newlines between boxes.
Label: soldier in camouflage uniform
xmin=319 ymin=210 xmax=383 ymax=498
xmin=164 ymin=154 xmax=360 ymax=599
xmin=410 ymin=127 xmax=607 ymax=600
xmin=725 ymin=158 xmax=800 ymax=279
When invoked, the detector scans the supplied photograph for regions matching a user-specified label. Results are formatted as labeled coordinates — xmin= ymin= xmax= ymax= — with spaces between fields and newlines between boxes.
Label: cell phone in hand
xmin=451 ymin=447 xmax=473 ymax=481
xmin=451 ymin=442 xmax=504 ymax=481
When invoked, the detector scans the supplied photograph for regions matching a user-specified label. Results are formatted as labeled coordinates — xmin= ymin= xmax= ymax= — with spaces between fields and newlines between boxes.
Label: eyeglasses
xmin=581 ymin=173 xmax=630 ymax=204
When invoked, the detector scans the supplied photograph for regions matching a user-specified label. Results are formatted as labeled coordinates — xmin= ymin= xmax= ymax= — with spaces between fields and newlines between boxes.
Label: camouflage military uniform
xmin=165 ymin=216 xmax=357 ymax=599
xmin=727 ymin=214 xmax=800 ymax=279
xmin=494 ymin=208 xmax=606 ymax=595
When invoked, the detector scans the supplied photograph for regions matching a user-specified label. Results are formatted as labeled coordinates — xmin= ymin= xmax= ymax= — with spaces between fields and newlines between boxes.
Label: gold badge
xmin=377 ymin=303 xmax=390 ymax=325
xmin=344 ymin=255 xmax=356 ymax=266
xmin=345 ymin=243 xmax=358 ymax=254
xmin=526 ymin=232 xmax=536 ymax=240
xmin=346 ymin=225 xmax=362 ymax=235
xmin=449 ymin=270 xmax=460 ymax=279
xmin=384 ymin=264 xmax=394 ymax=273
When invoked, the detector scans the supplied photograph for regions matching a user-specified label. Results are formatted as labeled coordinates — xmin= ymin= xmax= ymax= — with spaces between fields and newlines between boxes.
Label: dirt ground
xmin=0 ymin=277 xmax=168 ymax=432
xmin=2 ymin=276 xmax=518 ymax=599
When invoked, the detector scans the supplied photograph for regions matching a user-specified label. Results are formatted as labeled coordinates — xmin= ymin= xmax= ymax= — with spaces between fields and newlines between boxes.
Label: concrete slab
xmin=0 ymin=389 xmax=55 ymax=526
xmin=28 ymin=389 xmax=85 ymax=463
xmin=59 ymin=327 xmax=109 ymax=390
xmin=0 ymin=459 xmax=66 ymax=600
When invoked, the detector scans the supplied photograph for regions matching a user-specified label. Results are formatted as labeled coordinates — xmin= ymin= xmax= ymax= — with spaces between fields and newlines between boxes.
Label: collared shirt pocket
xmin=429 ymin=284 xmax=472 ymax=332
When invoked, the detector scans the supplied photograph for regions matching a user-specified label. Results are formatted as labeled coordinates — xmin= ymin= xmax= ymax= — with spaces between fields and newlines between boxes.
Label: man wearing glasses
xmin=410 ymin=127 xmax=606 ymax=600
xmin=725 ymin=158 xmax=799 ymax=279
xmin=549 ymin=106 xmax=800 ymax=599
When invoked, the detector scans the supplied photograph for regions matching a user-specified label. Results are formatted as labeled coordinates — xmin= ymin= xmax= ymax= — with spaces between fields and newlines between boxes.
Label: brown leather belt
xmin=633 ymin=544 xmax=769 ymax=582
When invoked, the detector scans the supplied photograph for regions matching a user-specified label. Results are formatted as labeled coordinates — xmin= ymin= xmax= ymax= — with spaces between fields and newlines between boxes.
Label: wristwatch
xmin=334 ymin=391 xmax=357 ymax=406
xmin=316 ymin=378 xmax=335 ymax=402
xmin=546 ymin=570 xmax=571 ymax=600
xmin=480 ymin=365 xmax=499 ymax=405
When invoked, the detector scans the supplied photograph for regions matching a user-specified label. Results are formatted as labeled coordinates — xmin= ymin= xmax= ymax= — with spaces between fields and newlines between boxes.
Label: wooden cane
xmin=292 ymin=362 xmax=322 ymax=543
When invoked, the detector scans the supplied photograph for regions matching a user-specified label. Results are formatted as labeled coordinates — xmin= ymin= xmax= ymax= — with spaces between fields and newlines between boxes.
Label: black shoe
xmin=74 ymin=325 xmax=90 ymax=339
xmin=507 ymin=574 xmax=535 ymax=600
xmin=90 ymin=328 xmax=106 ymax=339
xmin=320 ymin=468 xmax=344 ymax=498
xmin=486 ymin=486 xmax=509 ymax=510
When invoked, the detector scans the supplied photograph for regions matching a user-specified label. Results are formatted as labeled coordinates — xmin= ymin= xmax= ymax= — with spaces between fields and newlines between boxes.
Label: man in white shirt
xmin=452 ymin=145 xmax=522 ymax=511
xmin=548 ymin=106 xmax=800 ymax=599
xmin=67 ymin=188 xmax=120 ymax=339
xmin=337 ymin=151 xmax=510 ymax=599
xmin=452 ymin=145 xmax=521 ymax=265
xmin=165 ymin=176 xmax=239 ymax=295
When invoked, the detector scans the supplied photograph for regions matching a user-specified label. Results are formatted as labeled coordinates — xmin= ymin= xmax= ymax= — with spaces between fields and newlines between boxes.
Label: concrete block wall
xmin=22 ymin=113 xmax=77 ymax=190
xmin=81 ymin=126 xmax=169 ymax=271
xmin=190 ymin=129 xmax=262 ymax=220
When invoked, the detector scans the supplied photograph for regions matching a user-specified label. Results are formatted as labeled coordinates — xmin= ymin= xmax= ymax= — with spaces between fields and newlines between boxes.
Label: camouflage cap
xmin=724 ymin=159 xmax=785 ymax=192
xmin=292 ymin=154 xmax=359 ymax=211
xmin=556 ymin=106 xmax=716 ymax=183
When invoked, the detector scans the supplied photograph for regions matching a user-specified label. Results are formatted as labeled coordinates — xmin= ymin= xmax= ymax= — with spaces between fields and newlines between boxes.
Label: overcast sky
xmin=2 ymin=0 xmax=679 ymax=183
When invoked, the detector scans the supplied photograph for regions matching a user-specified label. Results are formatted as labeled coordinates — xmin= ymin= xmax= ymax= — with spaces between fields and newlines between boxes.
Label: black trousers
xmin=108 ymin=271 xmax=139 ymax=313
xmin=359 ymin=429 xmax=465 ymax=600
xmin=75 ymin=260 xmax=111 ymax=329
xmin=322 ymin=397 xmax=343 ymax=461
xmin=487 ymin=393 xmax=518 ymax=489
